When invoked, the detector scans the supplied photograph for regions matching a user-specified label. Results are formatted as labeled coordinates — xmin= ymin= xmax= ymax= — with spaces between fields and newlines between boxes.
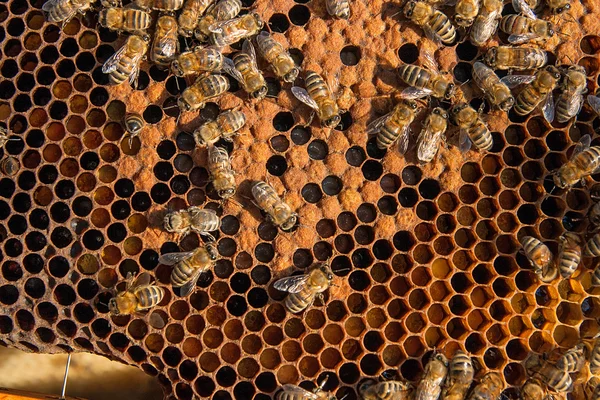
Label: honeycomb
xmin=2 ymin=0 xmax=600 ymax=397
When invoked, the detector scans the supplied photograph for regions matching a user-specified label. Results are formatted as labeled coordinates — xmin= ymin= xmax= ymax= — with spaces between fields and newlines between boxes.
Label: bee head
xmin=484 ymin=48 xmax=497 ymax=67
xmin=252 ymin=86 xmax=269 ymax=99
xmin=108 ymin=298 xmax=120 ymax=315
xmin=284 ymin=68 xmax=300 ymax=83
xmin=171 ymin=61 xmax=184 ymax=77
xmin=403 ymin=1 xmax=416 ymax=17
xmin=554 ymin=3 xmax=570 ymax=13
xmin=455 ymin=15 xmax=473 ymax=27
xmin=281 ymin=213 xmax=298 ymax=231
xmin=405 ymin=100 xmax=418 ymax=110
xmin=323 ymin=114 xmax=342 ymax=129
xmin=219 ymin=188 xmax=235 ymax=199
xmin=319 ymin=264 xmax=334 ymax=281
xmin=252 ymin=13 xmax=264 ymax=28
xmin=206 ymin=244 xmax=219 ymax=260
xmin=433 ymin=107 xmax=448 ymax=119
xmin=545 ymin=65 xmax=561 ymax=80
xmin=358 ymin=380 xmax=377 ymax=396
xmin=500 ymin=96 xmax=515 ymax=112
xmin=444 ymin=83 xmax=456 ymax=100
xmin=546 ymin=22 xmax=555 ymax=36
xmin=553 ymin=173 xmax=567 ymax=189
xmin=177 ymin=98 xmax=192 ymax=112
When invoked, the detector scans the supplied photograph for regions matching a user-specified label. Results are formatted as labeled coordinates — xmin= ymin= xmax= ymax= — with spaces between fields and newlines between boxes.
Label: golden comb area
xmin=3 ymin=0 xmax=600 ymax=398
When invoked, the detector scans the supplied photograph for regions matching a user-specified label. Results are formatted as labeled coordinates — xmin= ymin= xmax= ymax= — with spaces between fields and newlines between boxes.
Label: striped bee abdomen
xmin=171 ymin=259 xmax=196 ymax=286
xmin=398 ymin=64 xmax=431 ymax=89
xmin=305 ymin=72 xmax=329 ymax=100
xmin=429 ymin=10 xmax=456 ymax=44
xmin=468 ymin=122 xmax=492 ymax=151
xmin=284 ymin=286 xmax=315 ymax=313
xmin=135 ymin=286 xmax=165 ymax=309
xmin=514 ymin=86 xmax=540 ymax=115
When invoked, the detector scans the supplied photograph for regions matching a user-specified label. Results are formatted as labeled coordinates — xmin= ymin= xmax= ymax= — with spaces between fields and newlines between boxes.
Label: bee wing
xmin=130 ymin=272 xmax=153 ymax=290
xmin=178 ymin=269 xmax=205 ymax=296
xmin=508 ymin=33 xmax=538 ymax=44
xmin=291 ymin=87 xmax=320 ymax=111
xmin=573 ymin=134 xmax=592 ymax=156
xmin=459 ymin=129 xmax=472 ymax=153
xmin=207 ymin=18 xmax=231 ymax=34
xmin=41 ymin=0 xmax=61 ymax=11
xmin=512 ymin=0 xmax=537 ymax=19
xmin=158 ymin=250 xmax=197 ymax=266
xmin=273 ymin=274 xmax=310 ymax=293
xmin=158 ymin=28 xmax=178 ymax=56
xmin=566 ymin=95 xmax=584 ymax=119
xmin=102 ymin=44 xmax=128 ymax=74
xmin=476 ymin=12 xmax=500 ymax=43
xmin=242 ymin=39 xmax=258 ymax=68
xmin=588 ymin=95 xmax=600 ymax=117
xmin=397 ymin=125 xmax=411 ymax=155
xmin=280 ymin=385 xmax=320 ymax=400
xmin=367 ymin=113 xmax=392 ymax=136
xmin=401 ymin=87 xmax=432 ymax=99
xmin=500 ymin=75 xmax=536 ymax=88
xmin=542 ymin=90 xmax=555 ymax=123
xmin=421 ymin=51 xmax=439 ymax=74
xmin=128 ymin=63 xmax=142 ymax=86
xmin=222 ymin=57 xmax=244 ymax=83
xmin=423 ymin=25 xmax=442 ymax=44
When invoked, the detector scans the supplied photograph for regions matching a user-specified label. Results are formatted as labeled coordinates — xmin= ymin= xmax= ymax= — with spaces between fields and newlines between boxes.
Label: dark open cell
xmin=2 ymin=260 xmax=22 ymax=280
xmin=362 ymin=160 xmax=383 ymax=181
xmin=4 ymin=238 xmax=22 ymax=257
xmin=151 ymin=183 xmax=171 ymax=204
xmin=313 ymin=241 xmax=333 ymax=260
xmin=266 ymin=155 xmax=288 ymax=176
xmin=8 ymin=215 xmax=27 ymax=235
xmin=456 ymin=41 xmax=478 ymax=61
xmin=59 ymin=37 xmax=79 ymax=57
xmin=251 ymin=265 xmax=271 ymax=285
xmin=24 ymin=254 xmax=44 ymax=274
xmin=111 ymin=200 xmax=131 ymax=220
xmin=55 ymin=180 xmax=75 ymax=199
xmin=337 ymin=211 xmax=357 ymax=231
xmin=26 ymin=129 xmax=45 ymax=148
xmin=365 ymin=137 xmax=386 ymax=160
xmin=264 ymin=77 xmax=282 ymax=100
xmin=12 ymin=193 xmax=31 ymax=213
xmin=1 ymin=59 xmax=17 ymax=78
xmin=352 ymin=248 xmax=374 ymax=269
xmin=176 ymin=132 xmax=195 ymax=151
xmin=273 ymin=111 xmax=295 ymax=132
xmin=227 ymin=295 xmax=248 ymax=317
xmin=174 ymin=154 xmax=194 ymax=173
xmin=49 ymin=256 xmax=69 ymax=278
xmin=7 ymin=18 xmax=25 ymax=36
xmin=41 ymin=45 xmax=59 ymax=64
xmin=89 ymin=87 xmax=109 ymax=106
xmin=143 ymin=105 xmax=163 ymax=124
xmin=322 ymin=176 xmax=342 ymax=195
xmin=0 ymin=177 xmax=15 ymax=197
xmin=340 ymin=46 xmax=361 ymax=66
xmin=349 ymin=271 xmax=370 ymax=291
xmin=29 ymin=209 xmax=49 ymax=230
xmin=293 ymin=248 xmax=313 ymax=269
xmin=107 ymin=223 xmax=127 ymax=243
xmin=132 ymin=191 xmax=152 ymax=211
xmin=76 ymin=52 xmax=96 ymax=72
xmin=114 ymin=178 xmax=135 ymax=198
xmin=393 ymin=231 xmax=415 ymax=251
xmin=302 ymin=183 xmax=323 ymax=203
xmin=170 ymin=175 xmax=190 ymax=195
xmin=357 ymin=203 xmax=376 ymax=223
xmin=233 ymin=382 xmax=255 ymax=400
xmin=149 ymin=65 xmax=169 ymax=82
xmin=398 ymin=43 xmax=419 ymax=63
xmin=291 ymin=126 xmax=311 ymax=146
xmin=14 ymin=94 xmax=32 ymax=112
xmin=50 ymin=202 xmax=70 ymax=223
xmin=73 ymin=196 xmax=93 ymax=217
xmin=345 ymin=146 xmax=366 ymax=167
xmin=231 ymin=273 xmax=251 ymax=293
xmin=92 ymin=66 xmax=110 ymax=85
xmin=218 ymin=238 xmax=237 ymax=257
xmin=308 ymin=139 xmax=328 ymax=160
xmin=77 ymin=279 xmax=99 ymax=300
xmin=0 ymin=200 xmax=9 ymax=220
xmin=377 ymin=196 xmax=398 ymax=215
xmin=83 ymin=229 xmax=104 ymax=250
xmin=288 ymin=5 xmax=310 ymax=25
xmin=57 ymin=59 xmax=76 ymax=78
xmin=17 ymin=73 xmax=35 ymax=92
xmin=156 ymin=140 xmax=177 ymax=160
xmin=49 ymin=100 xmax=68 ymax=120
xmin=80 ymin=151 xmax=100 ymax=170
xmin=453 ymin=62 xmax=472 ymax=83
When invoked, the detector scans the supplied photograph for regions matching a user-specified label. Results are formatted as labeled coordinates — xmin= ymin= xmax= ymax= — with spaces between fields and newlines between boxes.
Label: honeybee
xmin=520 ymin=378 xmax=548 ymax=400
xmin=102 ymin=34 xmax=149 ymax=86
xmin=455 ymin=0 xmax=479 ymax=27
xmin=467 ymin=372 xmax=504 ymax=400
xmin=42 ymin=0 xmax=93 ymax=27
xmin=585 ymin=232 xmax=600 ymax=257
xmin=483 ymin=46 xmax=547 ymax=70
xmin=124 ymin=112 xmax=145 ymax=147
xmin=277 ymin=379 xmax=336 ymax=400
xmin=593 ymin=264 xmax=600 ymax=286
xmin=589 ymin=201 xmax=600 ymax=228
xmin=98 ymin=6 xmax=152 ymax=33
xmin=510 ymin=65 xmax=560 ymax=122
xmin=207 ymin=145 xmax=236 ymax=199
xmin=108 ymin=272 xmax=165 ymax=315
xmin=326 ymin=0 xmax=350 ymax=19
xmin=417 ymin=107 xmax=447 ymax=163
xmin=472 ymin=61 xmax=515 ymax=111
xmin=223 ymin=40 xmax=267 ymax=99
xmin=555 ymin=65 xmax=587 ymax=123
xmin=164 ymin=206 xmax=221 ymax=238
xmin=556 ymin=343 xmax=586 ymax=372
xmin=520 ymin=236 xmax=556 ymax=283
xmin=415 ymin=353 xmax=448 ymax=400
xmin=159 ymin=244 xmax=219 ymax=296
xmin=0 ymin=156 xmax=19 ymax=176
xmin=367 ymin=100 xmax=419 ymax=152
xmin=442 ymin=351 xmax=474 ymax=400
xmin=151 ymin=13 xmax=179 ymax=68
xmin=195 ymin=0 xmax=242 ymax=42
xmin=590 ymin=338 xmax=600 ymax=374
xmin=252 ymin=180 xmax=298 ymax=231
xmin=404 ymin=0 xmax=456 ymax=45
xmin=512 ymin=0 xmax=540 ymax=19
xmin=274 ymin=263 xmax=334 ymax=313
xmin=557 ymin=232 xmax=582 ymax=279
xmin=553 ymin=134 xmax=600 ymax=189
xmin=545 ymin=0 xmax=570 ymax=14
xmin=586 ymin=377 xmax=600 ymax=400
xmin=178 ymin=0 xmax=213 ymax=36
xmin=193 ymin=108 xmax=246 ymax=145
xmin=178 ymin=74 xmax=230 ymax=112
xmin=470 ymin=0 xmax=502 ymax=47
xmin=397 ymin=53 xmax=456 ymax=100
xmin=135 ymin=0 xmax=184 ymax=11
xmin=256 ymin=31 xmax=300 ymax=83
xmin=359 ymin=378 xmax=413 ymax=400
xmin=171 ymin=47 xmax=224 ymax=77
xmin=450 ymin=102 xmax=492 ymax=152
xmin=534 ymin=363 xmax=572 ymax=393
xmin=208 ymin=13 xmax=264 ymax=47
xmin=499 ymin=14 xmax=555 ymax=44
xmin=291 ymin=71 xmax=341 ymax=128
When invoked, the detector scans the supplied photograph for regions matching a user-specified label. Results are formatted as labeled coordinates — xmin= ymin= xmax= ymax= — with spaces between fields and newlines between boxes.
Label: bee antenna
xmin=334 ymin=267 xmax=351 ymax=272
xmin=8 ymin=138 xmax=20 ymax=141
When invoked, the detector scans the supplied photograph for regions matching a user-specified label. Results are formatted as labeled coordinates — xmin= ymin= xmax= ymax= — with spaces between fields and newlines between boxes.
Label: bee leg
xmin=201 ymin=232 xmax=217 ymax=243
xmin=304 ymin=111 xmax=315 ymax=127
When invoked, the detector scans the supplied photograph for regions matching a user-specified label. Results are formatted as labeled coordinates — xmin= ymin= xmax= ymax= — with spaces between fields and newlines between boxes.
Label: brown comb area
xmin=2 ymin=0 xmax=600 ymax=398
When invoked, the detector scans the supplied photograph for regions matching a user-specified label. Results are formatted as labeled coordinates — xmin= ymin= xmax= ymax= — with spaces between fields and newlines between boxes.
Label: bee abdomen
xmin=576 ymin=146 xmax=600 ymax=174
xmin=468 ymin=123 xmax=492 ymax=150
xmin=326 ymin=0 xmax=350 ymax=18
xmin=377 ymin=124 xmax=400 ymax=149
xmin=514 ymin=86 xmax=539 ymax=115
xmin=284 ymin=287 xmax=315 ymax=313
xmin=171 ymin=260 xmax=196 ymax=286
xmin=590 ymin=341 xmax=600 ymax=374
xmin=429 ymin=10 xmax=456 ymax=44
xmin=109 ymin=56 xmax=135 ymax=85
xmin=305 ymin=72 xmax=329 ymax=100
xmin=136 ymin=286 xmax=165 ymax=308
xmin=499 ymin=14 xmax=524 ymax=34
xmin=126 ymin=9 xmax=152 ymax=30
xmin=558 ymin=250 xmax=580 ymax=278
xmin=398 ymin=64 xmax=429 ymax=88
xmin=592 ymin=265 xmax=600 ymax=286
xmin=585 ymin=233 xmax=600 ymax=257
xmin=555 ymin=94 xmax=572 ymax=122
